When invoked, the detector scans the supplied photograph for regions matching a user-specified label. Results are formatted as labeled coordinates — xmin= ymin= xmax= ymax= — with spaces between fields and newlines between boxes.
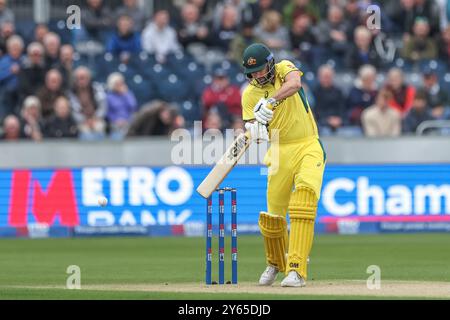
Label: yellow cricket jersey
xmin=242 ymin=60 xmax=319 ymax=143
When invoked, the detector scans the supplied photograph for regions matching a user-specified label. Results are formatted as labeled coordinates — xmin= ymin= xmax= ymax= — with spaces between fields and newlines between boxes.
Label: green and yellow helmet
xmin=242 ymin=43 xmax=275 ymax=85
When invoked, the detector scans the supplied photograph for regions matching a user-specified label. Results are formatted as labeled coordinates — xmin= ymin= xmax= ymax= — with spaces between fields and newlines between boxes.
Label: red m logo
xmin=8 ymin=170 xmax=80 ymax=227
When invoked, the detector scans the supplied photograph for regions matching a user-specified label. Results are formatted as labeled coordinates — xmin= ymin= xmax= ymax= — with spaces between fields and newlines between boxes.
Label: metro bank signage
xmin=1 ymin=164 xmax=450 ymax=227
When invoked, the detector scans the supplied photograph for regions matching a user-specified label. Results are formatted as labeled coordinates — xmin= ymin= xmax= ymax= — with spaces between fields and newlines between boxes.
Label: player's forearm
xmin=271 ymin=79 xmax=302 ymax=102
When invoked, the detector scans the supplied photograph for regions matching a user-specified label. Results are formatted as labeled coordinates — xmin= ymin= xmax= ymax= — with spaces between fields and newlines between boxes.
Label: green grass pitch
xmin=0 ymin=234 xmax=449 ymax=299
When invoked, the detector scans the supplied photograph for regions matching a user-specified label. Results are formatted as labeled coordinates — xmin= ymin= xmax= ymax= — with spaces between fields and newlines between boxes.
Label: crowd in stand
xmin=1 ymin=0 xmax=450 ymax=141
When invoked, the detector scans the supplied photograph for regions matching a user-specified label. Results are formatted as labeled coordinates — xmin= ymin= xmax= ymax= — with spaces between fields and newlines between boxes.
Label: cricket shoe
xmin=258 ymin=265 xmax=279 ymax=286
xmin=280 ymin=271 xmax=306 ymax=287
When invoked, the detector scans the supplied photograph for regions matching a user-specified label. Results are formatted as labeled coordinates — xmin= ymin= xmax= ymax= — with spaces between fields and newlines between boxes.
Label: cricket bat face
xmin=196 ymin=131 xmax=251 ymax=198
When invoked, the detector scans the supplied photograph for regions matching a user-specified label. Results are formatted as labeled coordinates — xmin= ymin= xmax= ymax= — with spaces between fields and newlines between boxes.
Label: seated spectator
xmin=210 ymin=5 xmax=240 ymax=53
xmin=106 ymin=14 xmax=141 ymax=61
xmin=211 ymin=0 xmax=250 ymax=30
xmin=438 ymin=25 xmax=450 ymax=61
xmin=254 ymin=10 xmax=291 ymax=59
xmin=0 ymin=35 xmax=25 ymax=117
xmin=57 ymin=44 xmax=74 ymax=90
xmin=384 ymin=68 xmax=416 ymax=116
xmin=346 ymin=64 xmax=378 ymax=126
xmin=203 ymin=109 xmax=223 ymax=132
xmin=127 ymin=100 xmax=185 ymax=137
xmin=106 ymin=72 xmax=138 ymax=140
xmin=402 ymin=90 xmax=433 ymax=134
xmin=20 ymin=96 xmax=44 ymax=141
xmin=36 ymin=69 xmax=66 ymax=119
xmin=33 ymin=23 xmax=49 ymax=45
xmin=115 ymin=0 xmax=147 ymax=32
xmin=313 ymin=5 xmax=350 ymax=60
xmin=230 ymin=115 xmax=245 ymax=132
xmin=201 ymin=68 xmax=242 ymax=128
xmin=421 ymin=68 xmax=450 ymax=120
xmin=0 ymin=20 xmax=15 ymax=57
xmin=248 ymin=0 xmax=280 ymax=26
xmin=43 ymin=96 xmax=78 ymax=138
xmin=177 ymin=3 xmax=210 ymax=50
xmin=43 ymin=32 xmax=61 ymax=70
xmin=345 ymin=26 xmax=381 ymax=71
xmin=387 ymin=0 xmax=417 ymax=34
xmin=283 ymin=0 xmax=320 ymax=26
xmin=289 ymin=14 xmax=316 ymax=64
xmin=413 ymin=0 xmax=440 ymax=36
xmin=68 ymin=66 xmax=107 ymax=141
xmin=142 ymin=10 xmax=181 ymax=63
xmin=401 ymin=17 xmax=438 ymax=62
xmin=312 ymin=65 xmax=345 ymax=133
xmin=1 ymin=114 xmax=21 ymax=140
xmin=0 ymin=0 xmax=14 ymax=26
xmin=18 ymin=42 xmax=46 ymax=104
xmin=361 ymin=90 xmax=401 ymax=137
xmin=77 ymin=0 xmax=113 ymax=43
xmin=228 ymin=21 xmax=260 ymax=65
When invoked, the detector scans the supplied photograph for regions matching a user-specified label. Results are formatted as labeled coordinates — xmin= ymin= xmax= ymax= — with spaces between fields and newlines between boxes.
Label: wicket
xmin=206 ymin=187 xmax=238 ymax=285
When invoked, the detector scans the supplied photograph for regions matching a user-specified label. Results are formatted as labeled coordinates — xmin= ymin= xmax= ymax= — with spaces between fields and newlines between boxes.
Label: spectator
xmin=201 ymin=68 xmax=242 ymax=127
xmin=78 ymin=0 xmax=113 ymax=43
xmin=421 ymin=68 xmax=450 ymax=119
xmin=115 ymin=0 xmax=147 ymax=32
xmin=0 ymin=0 xmax=14 ymax=26
xmin=43 ymin=96 xmax=78 ymax=138
xmin=1 ymin=114 xmax=21 ymax=140
xmin=254 ymin=10 xmax=291 ymax=55
xmin=384 ymin=68 xmax=416 ymax=116
xmin=212 ymin=0 xmax=251 ymax=30
xmin=347 ymin=64 xmax=378 ymax=126
xmin=361 ymin=89 xmax=401 ymax=137
xmin=312 ymin=65 xmax=346 ymax=133
xmin=313 ymin=5 xmax=350 ymax=60
xmin=57 ymin=44 xmax=75 ymax=90
xmin=107 ymin=14 xmax=141 ymax=62
xmin=210 ymin=5 xmax=240 ymax=52
xmin=345 ymin=26 xmax=381 ymax=71
xmin=413 ymin=0 xmax=440 ymax=36
xmin=401 ymin=17 xmax=438 ymax=62
xmin=43 ymin=32 xmax=61 ymax=70
xmin=203 ymin=109 xmax=223 ymax=132
xmin=20 ymin=96 xmax=44 ymax=141
xmin=127 ymin=100 xmax=185 ymax=137
xmin=177 ymin=3 xmax=210 ymax=50
xmin=387 ymin=0 xmax=417 ymax=34
xmin=0 ymin=21 xmax=15 ymax=57
xmin=228 ymin=21 xmax=260 ymax=64
xmin=438 ymin=25 xmax=450 ymax=61
xmin=33 ymin=23 xmax=49 ymax=45
xmin=0 ymin=35 xmax=25 ymax=117
xmin=18 ymin=42 xmax=46 ymax=104
xmin=68 ymin=66 xmax=107 ymax=141
xmin=36 ymin=69 xmax=66 ymax=119
xmin=141 ymin=10 xmax=181 ymax=63
xmin=289 ymin=14 xmax=316 ymax=64
xmin=248 ymin=0 xmax=280 ymax=26
xmin=402 ymin=90 xmax=433 ymax=134
xmin=283 ymin=0 xmax=320 ymax=27
xmin=106 ymin=72 xmax=138 ymax=140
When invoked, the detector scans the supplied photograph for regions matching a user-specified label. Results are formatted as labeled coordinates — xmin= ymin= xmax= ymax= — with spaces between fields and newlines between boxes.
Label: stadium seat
xmin=127 ymin=74 xmax=159 ymax=107
xmin=155 ymin=74 xmax=191 ymax=102
xmin=177 ymin=100 xmax=202 ymax=126
xmin=48 ymin=19 xmax=72 ymax=44
xmin=94 ymin=53 xmax=121 ymax=82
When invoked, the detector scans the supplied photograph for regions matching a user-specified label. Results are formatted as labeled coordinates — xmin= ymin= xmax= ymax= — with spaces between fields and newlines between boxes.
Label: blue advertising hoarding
xmin=1 ymin=164 xmax=450 ymax=234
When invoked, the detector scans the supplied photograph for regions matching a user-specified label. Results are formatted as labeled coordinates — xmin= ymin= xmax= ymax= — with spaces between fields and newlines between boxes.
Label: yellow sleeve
xmin=277 ymin=60 xmax=303 ymax=81
xmin=241 ymin=86 xmax=258 ymax=121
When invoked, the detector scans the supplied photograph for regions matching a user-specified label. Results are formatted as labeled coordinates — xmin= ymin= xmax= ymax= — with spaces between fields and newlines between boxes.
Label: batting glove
xmin=245 ymin=121 xmax=269 ymax=144
xmin=253 ymin=98 xmax=274 ymax=125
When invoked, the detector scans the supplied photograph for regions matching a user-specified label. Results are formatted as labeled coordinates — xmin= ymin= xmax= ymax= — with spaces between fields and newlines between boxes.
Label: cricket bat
xmin=196 ymin=131 xmax=252 ymax=198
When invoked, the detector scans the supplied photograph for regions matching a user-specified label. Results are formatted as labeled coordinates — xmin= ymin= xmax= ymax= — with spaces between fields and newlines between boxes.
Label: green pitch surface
xmin=0 ymin=234 xmax=450 ymax=299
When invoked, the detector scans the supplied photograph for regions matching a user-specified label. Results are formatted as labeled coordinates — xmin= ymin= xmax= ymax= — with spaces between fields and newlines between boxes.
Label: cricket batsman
xmin=241 ymin=43 xmax=326 ymax=287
